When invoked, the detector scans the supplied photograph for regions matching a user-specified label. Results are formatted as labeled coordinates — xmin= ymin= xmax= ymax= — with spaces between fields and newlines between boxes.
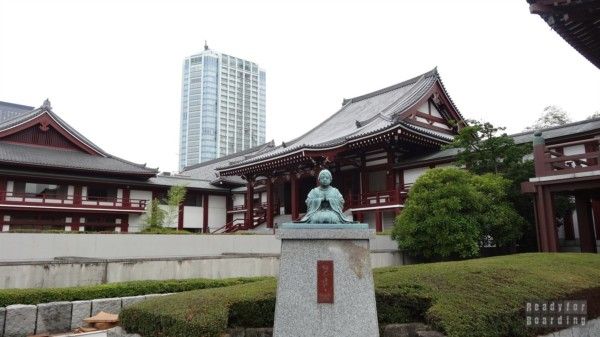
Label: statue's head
xmin=318 ymin=169 xmax=332 ymax=187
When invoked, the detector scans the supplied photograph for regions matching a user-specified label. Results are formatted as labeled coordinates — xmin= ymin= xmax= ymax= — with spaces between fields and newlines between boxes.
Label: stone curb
xmin=0 ymin=293 xmax=169 ymax=336
xmin=36 ymin=301 xmax=72 ymax=334
xmin=4 ymin=304 xmax=36 ymax=337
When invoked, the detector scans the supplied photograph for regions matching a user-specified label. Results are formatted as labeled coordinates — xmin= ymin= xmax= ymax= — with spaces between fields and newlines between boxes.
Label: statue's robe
xmin=298 ymin=186 xmax=354 ymax=224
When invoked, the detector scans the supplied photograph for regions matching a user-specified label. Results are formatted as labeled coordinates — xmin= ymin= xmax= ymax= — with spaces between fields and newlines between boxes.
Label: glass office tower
xmin=179 ymin=44 xmax=266 ymax=171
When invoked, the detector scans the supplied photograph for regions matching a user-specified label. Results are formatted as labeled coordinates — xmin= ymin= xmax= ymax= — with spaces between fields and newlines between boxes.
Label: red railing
xmin=213 ymin=203 xmax=273 ymax=234
xmin=346 ymin=188 xmax=408 ymax=209
xmin=0 ymin=192 xmax=147 ymax=211
xmin=534 ymin=137 xmax=600 ymax=177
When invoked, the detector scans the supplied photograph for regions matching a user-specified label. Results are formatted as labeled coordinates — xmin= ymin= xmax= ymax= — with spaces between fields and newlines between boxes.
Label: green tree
xmin=145 ymin=198 xmax=166 ymax=229
xmin=144 ymin=185 xmax=187 ymax=229
xmin=445 ymin=120 xmax=531 ymax=175
xmin=392 ymin=168 xmax=524 ymax=260
xmin=445 ymin=120 xmax=536 ymax=250
xmin=164 ymin=185 xmax=187 ymax=227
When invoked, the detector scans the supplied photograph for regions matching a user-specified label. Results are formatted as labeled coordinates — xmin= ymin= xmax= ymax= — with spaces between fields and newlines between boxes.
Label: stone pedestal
xmin=273 ymin=224 xmax=379 ymax=337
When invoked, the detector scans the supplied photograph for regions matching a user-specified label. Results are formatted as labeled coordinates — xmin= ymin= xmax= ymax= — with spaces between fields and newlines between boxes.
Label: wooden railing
xmin=534 ymin=137 xmax=600 ymax=177
xmin=345 ymin=188 xmax=408 ymax=209
xmin=0 ymin=192 xmax=147 ymax=211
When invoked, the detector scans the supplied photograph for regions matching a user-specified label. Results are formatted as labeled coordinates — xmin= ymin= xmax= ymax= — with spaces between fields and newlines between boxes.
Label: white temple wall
xmin=183 ymin=206 xmax=202 ymax=229
xmin=404 ymin=167 xmax=429 ymax=185
xmin=208 ymin=195 xmax=227 ymax=230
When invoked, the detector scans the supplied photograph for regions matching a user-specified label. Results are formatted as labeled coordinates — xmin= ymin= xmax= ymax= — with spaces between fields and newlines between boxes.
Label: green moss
xmin=0 ymin=277 xmax=265 ymax=307
xmin=120 ymin=253 xmax=600 ymax=337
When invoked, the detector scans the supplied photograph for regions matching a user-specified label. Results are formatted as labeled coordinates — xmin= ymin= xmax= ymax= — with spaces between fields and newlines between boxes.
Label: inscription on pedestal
xmin=317 ymin=260 xmax=334 ymax=303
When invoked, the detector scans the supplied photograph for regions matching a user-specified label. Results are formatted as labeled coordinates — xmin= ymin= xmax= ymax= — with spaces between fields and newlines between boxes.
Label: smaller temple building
xmin=521 ymin=118 xmax=600 ymax=253
xmin=0 ymin=100 xmax=230 ymax=233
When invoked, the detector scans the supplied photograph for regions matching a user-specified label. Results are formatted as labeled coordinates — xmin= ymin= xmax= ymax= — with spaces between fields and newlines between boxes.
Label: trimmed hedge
xmin=0 ymin=277 xmax=265 ymax=307
xmin=121 ymin=279 xmax=277 ymax=337
xmin=121 ymin=253 xmax=600 ymax=337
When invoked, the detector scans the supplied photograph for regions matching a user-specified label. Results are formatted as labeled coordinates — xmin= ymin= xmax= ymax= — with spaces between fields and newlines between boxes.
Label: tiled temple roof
xmin=0 ymin=101 xmax=157 ymax=176
xmin=218 ymin=68 xmax=462 ymax=172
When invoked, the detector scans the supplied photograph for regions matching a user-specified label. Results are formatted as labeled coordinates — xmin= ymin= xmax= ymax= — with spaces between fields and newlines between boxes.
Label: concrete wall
xmin=0 ymin=251 xmax=402 ymax=289
xmin=0 ymin=255 xmax=280 ymax=289
xmin=0 ymin=233 xmax=398 ymax=261
xmin=0 ymin=234 xmax=402 ymax=288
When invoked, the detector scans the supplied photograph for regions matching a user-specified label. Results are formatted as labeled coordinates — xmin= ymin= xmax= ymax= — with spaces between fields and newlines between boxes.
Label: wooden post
xmin=73 ymin=185 xmax=82 ymax=206
xmin=533 ymin=132 xmax=547 ymax=176
xmin=535 ymin=186 xmax=550 ymax=252
xmin=575 ymin=193 xmax=597 ymax=253
xmin=122 ymin=187 xmax=131 ymax=208
xmin=177 ymin=204 xmax=184 ymax=230
xmin=375 ymin=211 xmax=383 ymax=233
xmin=360 ymin=155 xmax=367 ymax=195
xmin=592 ymin=199 xmax=600 ymax=240
xmin=246 ymin=178 xmax=254 ymax=229
xmin=291 ymin=174 xmax=299 ymax=221
xmin=203 ymin=193 xmax=209 ymax=233
xmin=266 ymin=178 xmax=274 ymax=228
xmin=226 ymin=194 xmax=233 ymax=225
xmin=121 ymin=216 xmax=129 ymax=233
xmin=0 ymin=177 xmax=6 ymax=201
xmin=543 ymin=188 xmax=559 ymax=252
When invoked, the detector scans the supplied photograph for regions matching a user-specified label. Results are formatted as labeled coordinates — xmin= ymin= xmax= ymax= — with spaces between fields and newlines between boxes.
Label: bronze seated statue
xmin=297 ymin=169 xmax=354 ymax=224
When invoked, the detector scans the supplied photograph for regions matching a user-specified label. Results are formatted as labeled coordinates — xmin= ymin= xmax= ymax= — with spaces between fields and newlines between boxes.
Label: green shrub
xmin=0 ymin=277 xmax=264 ymax=307
xmin=121 ymin=253 xmax=600 ymax=337
xmin=392 ymin=168 xmax=524 ymax=260
xmin=121 ymin=279 xmax=277 ymax=337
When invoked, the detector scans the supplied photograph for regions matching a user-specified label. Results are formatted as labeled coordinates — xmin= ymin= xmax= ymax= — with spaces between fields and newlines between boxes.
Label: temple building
xmin=215 ymin=68 xmax=466 ymax=233
xmin=0 ymin=100 xmax=230 ymax=233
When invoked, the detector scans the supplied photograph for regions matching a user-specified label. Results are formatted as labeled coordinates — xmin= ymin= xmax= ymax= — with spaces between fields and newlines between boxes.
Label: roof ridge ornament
xmin=41 ymin=98 xmax=52 ymax=110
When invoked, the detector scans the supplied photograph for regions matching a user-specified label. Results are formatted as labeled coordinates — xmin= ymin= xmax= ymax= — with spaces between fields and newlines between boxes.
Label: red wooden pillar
xmin=591 ymin=199 xmax=600 ymax=239
xmin=73 ymin=185 xmax=82 ymax=206
xmin=535 ymin=186 xmax=558 ymax=252
xmin=202 ymin=193 xmax=209 ymax=233
xmin=177 ymin=204 xmax=184 ymax=230
xmin=291 ymin=174 xmax=299 ymax=221
xmin=71 ymin=216 xmax=80 ymax=231
xmin=533 ymin=132 xmax=547 ymax=176
xmin=122 ymin=187 xmax=131 ymax=208
xmin=575 ymin=193 xmax=597 ymax=253
xmin=375 ymin=211 xmax=383 ymax=232
xmin=245 ymin=179 xmax=255 ymax=228
xmin=226 ymin=194 xmax=233 ymax=225
xmin=121 ymin=216 xmax=129 ymax=233
xmin=266 ymin=178 xmax=274 ymax=229
xmin=386 ymin=151 xmax=395 ymax=191
xmin=0 ymin=177 xmax=6 ymax=200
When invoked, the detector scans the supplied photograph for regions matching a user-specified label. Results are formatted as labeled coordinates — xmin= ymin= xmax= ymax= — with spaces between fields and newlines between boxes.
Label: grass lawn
xmin=119 ymin=253 xmax=600 ymax=337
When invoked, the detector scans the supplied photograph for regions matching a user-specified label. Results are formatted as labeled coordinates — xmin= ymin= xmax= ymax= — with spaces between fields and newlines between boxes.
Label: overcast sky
xmin=1 ymin=0 xmax=599 ymax=173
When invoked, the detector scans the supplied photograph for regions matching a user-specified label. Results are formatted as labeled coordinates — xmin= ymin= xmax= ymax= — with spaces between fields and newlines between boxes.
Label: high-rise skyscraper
xmin=179 ymin=43 xmax=266 ymax=171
